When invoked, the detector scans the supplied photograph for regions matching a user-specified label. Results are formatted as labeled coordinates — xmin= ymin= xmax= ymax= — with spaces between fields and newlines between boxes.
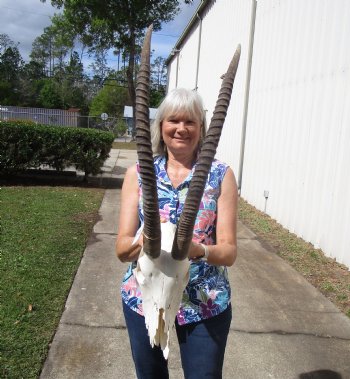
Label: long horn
xmin=135 ymin=25 xmax=161 ymax=258
xmin=171 ymin=45 xmax=241 ymax=260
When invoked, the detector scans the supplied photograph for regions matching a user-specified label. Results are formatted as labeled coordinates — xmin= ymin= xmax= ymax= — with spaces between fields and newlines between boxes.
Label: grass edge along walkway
xmin=238 ymin=197 xmax=350 ymax=319
xmin=0 ymin=186 xmax=105 ymax=379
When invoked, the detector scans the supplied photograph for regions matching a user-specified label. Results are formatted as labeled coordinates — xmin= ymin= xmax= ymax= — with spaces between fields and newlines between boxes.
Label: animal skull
xmin=133 ymin=222 xmax=189 ymax=358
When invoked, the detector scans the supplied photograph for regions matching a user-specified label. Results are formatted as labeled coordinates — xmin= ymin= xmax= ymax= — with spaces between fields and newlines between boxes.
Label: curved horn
xmin=171 ymin=45 xmax=241 ymax=260
xmin=135 ymin=25 xmax=161 ymax=258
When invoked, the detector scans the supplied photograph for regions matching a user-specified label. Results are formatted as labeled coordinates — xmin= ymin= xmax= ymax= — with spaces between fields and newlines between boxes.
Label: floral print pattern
xmin=121 ymin=155 xmax=231 ymax=325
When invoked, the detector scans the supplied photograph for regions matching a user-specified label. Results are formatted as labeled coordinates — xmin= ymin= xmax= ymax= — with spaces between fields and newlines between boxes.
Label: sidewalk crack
xmin=231 ymin=327 xmax=350 ymax=341
xmin=62 ymin=321 xmax=126 ymax=330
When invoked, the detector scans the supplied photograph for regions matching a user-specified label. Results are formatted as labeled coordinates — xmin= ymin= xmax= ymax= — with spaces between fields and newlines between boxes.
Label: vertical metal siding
xmin=167 ymin=0 xmax=350 ymax=268
xmin=167 ymin=0 xmax=253 ymax=173
xmin=243 ymin=0 xmax=350 ymax=267
xmin=196 ymin=0 xmax=252 ymax=172
xmin=176 ymin=27 xmax=200 ymax=89
xmin=167 ymin=58 xmax=177 ymax=90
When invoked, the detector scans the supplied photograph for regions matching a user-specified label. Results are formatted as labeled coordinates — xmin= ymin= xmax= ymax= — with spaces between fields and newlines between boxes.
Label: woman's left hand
xmin=188 ymin=242 xmax=206 ymax=261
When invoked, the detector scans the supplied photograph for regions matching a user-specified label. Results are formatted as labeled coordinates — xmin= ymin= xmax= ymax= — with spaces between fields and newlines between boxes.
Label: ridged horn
xmin=135 ymin=25 xmax=161 ymax=258
xmin=171 ymin=45 xmax=241 ymax=260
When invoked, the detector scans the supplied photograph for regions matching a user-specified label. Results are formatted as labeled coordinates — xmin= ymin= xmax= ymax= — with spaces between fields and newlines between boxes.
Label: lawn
xmin=0 ymin=186 xmax=104 ymax=378
xmin=112 ymin=141 xmax=137 ymax=150
xmin=238 ymin=198 xmax=350 ymax=319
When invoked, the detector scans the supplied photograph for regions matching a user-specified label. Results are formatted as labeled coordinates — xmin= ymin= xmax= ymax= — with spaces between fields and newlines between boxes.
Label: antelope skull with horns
xmin=133 ymin=25 xmax=240 ymax=359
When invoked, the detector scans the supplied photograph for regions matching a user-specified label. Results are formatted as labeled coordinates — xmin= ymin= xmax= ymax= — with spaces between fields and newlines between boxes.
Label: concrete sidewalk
xmin=40 ymin=149 xmax=350 ymax=379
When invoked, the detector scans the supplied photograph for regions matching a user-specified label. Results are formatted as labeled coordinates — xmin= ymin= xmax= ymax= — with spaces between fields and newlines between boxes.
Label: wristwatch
xmin=199 ymin=243 xmax=209 ymax=261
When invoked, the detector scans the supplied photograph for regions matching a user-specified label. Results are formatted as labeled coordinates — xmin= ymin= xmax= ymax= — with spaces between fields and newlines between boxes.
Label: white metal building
xmin=166 ymin=0 xmax=350 ymax=268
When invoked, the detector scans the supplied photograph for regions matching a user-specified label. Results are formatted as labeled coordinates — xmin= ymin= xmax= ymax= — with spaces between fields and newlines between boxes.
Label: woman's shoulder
xmin=153 ymin=155 xmax=165 ymax=165
xmin=212 ymin=158 xmax=229 ymax=169
xmin=211 ymin=159 xmax=230 ymax=176
xmin=136 ymin=155 xmax=164 ymax=166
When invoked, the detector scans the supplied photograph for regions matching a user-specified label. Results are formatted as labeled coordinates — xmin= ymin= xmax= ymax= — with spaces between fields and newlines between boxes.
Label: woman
xmin=116 ymin=88 xmax=238 ymax=379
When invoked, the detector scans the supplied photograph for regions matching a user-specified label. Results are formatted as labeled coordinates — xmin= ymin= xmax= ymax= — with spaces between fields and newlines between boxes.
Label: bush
xmin=0 ymin=120 xmax=114 ymax=179
xmin=114 ymin=119 xmax=128 ymax=137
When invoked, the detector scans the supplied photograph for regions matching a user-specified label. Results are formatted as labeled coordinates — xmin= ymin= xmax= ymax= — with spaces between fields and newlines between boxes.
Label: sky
xmin=0 ymin=0 xmax=201 ymax=71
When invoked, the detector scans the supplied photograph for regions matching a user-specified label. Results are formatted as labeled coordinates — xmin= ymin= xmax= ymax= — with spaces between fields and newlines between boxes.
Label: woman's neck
xmin=166 ymin=151 xmax=195 ymax=170
xmin=165 ymin=152 xmax=196 ymax=188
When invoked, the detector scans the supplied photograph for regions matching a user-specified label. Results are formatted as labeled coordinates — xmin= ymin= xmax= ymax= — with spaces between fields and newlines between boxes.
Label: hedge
xmin=0 ymin=121 xmax=115 ymax=179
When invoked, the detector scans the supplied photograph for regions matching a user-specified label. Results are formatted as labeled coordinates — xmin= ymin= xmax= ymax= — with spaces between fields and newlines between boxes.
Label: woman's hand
xmin=188 ymin=242 xmax=207 ymax=261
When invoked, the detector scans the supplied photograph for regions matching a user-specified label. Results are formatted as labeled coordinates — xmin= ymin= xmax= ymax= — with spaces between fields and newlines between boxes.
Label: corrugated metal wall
xmin=167 ymin=0 xmax=350 ymax=268
xmin=168 ymin=0 xmax=252 ymax=171
xmin=0 ymin=105 xmax=80 ymax=127
xmin=176 ymin=27 xmax=200 ymax=89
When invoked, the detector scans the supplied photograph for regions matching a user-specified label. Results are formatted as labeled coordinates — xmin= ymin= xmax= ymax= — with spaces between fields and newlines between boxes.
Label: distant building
xmin=123 ymin=106 xmax=158 ymax=136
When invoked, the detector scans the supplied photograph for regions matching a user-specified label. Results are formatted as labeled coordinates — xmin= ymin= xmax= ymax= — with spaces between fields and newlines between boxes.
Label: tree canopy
xmin=0 ymin=35 xmax=24 ymax=104
xmin=41 ymin=0 xmax=192 ymax=116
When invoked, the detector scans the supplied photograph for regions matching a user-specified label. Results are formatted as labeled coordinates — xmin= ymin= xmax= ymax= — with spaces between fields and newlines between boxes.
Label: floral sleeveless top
xmin=121 ymin=155 xmax=231 ymax=325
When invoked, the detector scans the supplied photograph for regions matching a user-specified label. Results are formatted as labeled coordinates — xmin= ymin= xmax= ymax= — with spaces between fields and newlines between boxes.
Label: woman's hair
xmin=151 ymin=88 xmax=207 ymax=156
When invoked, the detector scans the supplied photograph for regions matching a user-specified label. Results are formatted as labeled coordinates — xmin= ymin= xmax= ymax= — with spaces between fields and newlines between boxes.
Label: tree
xmin=151 ymin=56 xmax=167 ymax=91
xmin=19 ymin=61 xmax=46 ymax=106
xmin=89 ymin=78 xmax=130 ymax=119
xmin=49 ymin=13 xmax=88 ymax=63
xmin=88 ymin=47 xmax=112 ymax=89
xmin=41 ymin=0 xmax=194 ymax=122
xmin=30 ymin=27 xmax=56 ymax=76
xmin=150 ymin=56 xmax=167 ymax=107
xmin=0 ymin=33 xmax=17 ymax=55
xmin=0 ymin=44 xmax=24 ymax=104
xmin=30 ymin=17 xmax=86 ymax=78
xmin=39 ymin=79 xmax=61 ymax=108
xmin=89 ymin=78 xmax=130 ymax=134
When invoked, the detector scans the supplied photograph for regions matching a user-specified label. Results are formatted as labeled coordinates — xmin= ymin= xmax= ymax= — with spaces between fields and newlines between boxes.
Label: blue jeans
xmin=122 ymin=302 xmax=232 ymax=379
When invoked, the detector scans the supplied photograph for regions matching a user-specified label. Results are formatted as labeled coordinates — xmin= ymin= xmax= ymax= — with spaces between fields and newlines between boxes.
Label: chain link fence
xmin=0 ymin=105 xmax=133 ymax=138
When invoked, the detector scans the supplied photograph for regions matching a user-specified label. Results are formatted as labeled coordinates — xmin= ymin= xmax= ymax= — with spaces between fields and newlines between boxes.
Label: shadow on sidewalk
xmin=299 ymin=370 xmax=342 ymax=379
xmin=0 ymin=171 xmax=124 ymax=189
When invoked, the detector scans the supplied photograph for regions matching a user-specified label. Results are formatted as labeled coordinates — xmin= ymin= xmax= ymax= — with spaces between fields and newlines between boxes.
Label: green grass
xmin=0 ymin=186 xmax=104 ymax=378
xmin=238 ymin=197 xmax=350 ymax=319
xmin=112 ymin=141 xmax=137 ymax=150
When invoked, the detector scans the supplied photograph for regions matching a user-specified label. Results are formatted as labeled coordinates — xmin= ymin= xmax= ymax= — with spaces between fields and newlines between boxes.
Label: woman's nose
xmin=177 ymin=122 xmax=186 ymax=131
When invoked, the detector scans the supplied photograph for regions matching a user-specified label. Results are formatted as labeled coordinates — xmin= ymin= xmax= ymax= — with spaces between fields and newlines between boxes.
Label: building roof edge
xmin=165 ymin=0 xmax=211 ymax=66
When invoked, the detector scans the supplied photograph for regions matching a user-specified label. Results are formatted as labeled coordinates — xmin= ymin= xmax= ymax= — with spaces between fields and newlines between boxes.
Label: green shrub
xmin=0 ymin=121 xmax=114 ymax=179
xmin=114 ymin=119 xmax=128 ymax=137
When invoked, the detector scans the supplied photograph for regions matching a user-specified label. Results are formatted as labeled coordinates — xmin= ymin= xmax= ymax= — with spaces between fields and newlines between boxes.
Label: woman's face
xmin=161 ymin=111 xmax=202 ymax=157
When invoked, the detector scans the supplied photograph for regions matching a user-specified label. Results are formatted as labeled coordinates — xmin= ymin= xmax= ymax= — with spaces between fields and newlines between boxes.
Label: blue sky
xmin=0 ymin=0 xmax=200 ymax=71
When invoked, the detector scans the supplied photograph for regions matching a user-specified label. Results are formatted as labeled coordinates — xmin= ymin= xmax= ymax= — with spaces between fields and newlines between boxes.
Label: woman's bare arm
xmin=115 ymin=165 xmax=143 ymax=262
xmin=188 ymin=167 xmax=238 ymax=266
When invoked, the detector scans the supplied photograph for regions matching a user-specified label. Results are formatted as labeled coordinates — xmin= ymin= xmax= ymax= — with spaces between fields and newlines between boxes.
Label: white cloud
xmin=0 ymin=0 xmax=58 ymax=61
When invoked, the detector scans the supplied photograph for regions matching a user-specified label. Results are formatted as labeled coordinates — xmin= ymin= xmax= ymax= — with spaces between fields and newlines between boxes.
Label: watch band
xmin=200 ymin=243 xmax=209 ymax=261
